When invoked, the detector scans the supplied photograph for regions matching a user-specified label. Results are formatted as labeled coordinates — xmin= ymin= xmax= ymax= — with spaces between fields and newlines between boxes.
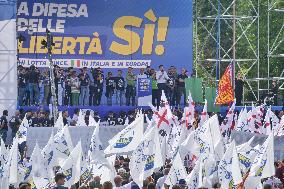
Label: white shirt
xmin=156 ymin=71 xmax=169 ymax=84
xmin=156 ymin=176 xmax=167 ymax=189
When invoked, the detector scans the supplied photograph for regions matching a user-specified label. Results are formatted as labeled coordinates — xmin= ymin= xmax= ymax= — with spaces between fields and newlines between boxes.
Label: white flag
xmin=194 ymin=115 xmax=224 ymax=160
xmin=200 ymin=99 xmax=209 ymax=127
xmin=17 ymin=114 xmax=29 ymax=144
xmin=60 ymin=141 xmax=83 ymax=188
xmin=76 ymin=110 xmax=86 ymax=127
xmin=236 ymin=107 xmax=248 ymax=131
xmin=249 ymin=133 xmax=274 ymax=178
xmin=130 ymin=127 xmax=163 ymax=188
xmin=180 ymin=130 xmax=199 ymax=159
xmin=88 ymin=121 xmax=108 ymax=165
xmin=6 ymin=138 xmax=19 ymax=184
xmin=218 ymin=141 xmax=242 ymax=189
xmin=220 ymin=100 xmax=235 ymax=137
xmin=89 ymin=114 xmax=98 ymax=127
xmin=54 ymin=112 xmax=64 ymax=129
xmin=41 ymin=131 xmax=59 ymax=180
xmin=53 ymin=126 xmax=74 ymax=165
xmin=104 ymin=114 xmax=144 ymax=154
xmin=0 ymin=138 xmax=8 ymax=165
xmin=276 ymin=115 xmax=284 ymax=136
xmin=164 ymin=153 xmax=187 ymax=188
xmin=30 ymin=142 xmax=48 ymax=178
xmin=236 ymin=136 xmax=254 ymax=153
xmin=182 ymin=91 xmax=195 ymax=129
xmin=263 ymin=108 xmax=272 ymax=135
xmin=186 ymin=159 xmax=201 ymax=189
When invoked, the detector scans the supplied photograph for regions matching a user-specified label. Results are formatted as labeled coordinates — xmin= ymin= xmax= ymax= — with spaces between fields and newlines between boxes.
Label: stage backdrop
xmin=16 ymin=0 xmax=193 ymax=71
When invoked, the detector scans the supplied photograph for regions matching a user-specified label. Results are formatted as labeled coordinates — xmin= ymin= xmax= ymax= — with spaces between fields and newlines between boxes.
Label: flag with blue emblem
xmin=186 ymin=158 xmax=200 ymax=188
xmin=129 ymin=127 xmax=163 ymax=188
xmin=104 ymin=113 xmax=144 ymax=154
xmin=41 ymin=131 xmax=59 ymax=180
xmin=194 ymin=115 xmax=224 ymax=160
xmin=235 ymin=107 xmax=248 ymax=132
xmin=164 ymin=152 xmax=187 ymax=188
xmin=88 ymin=120 xmax=108 ymax=165
xmin=53 ymin=126 xmax=74 ymax=164
xmin=17 ymin=114 xmax=29 ymax=144
xmin=0 ymin=138 xmax=9 ymax=167
xmin=80 ymin=157 xmax=93 ymax=183
xmin=236 ymin=136 xmax=259 ymax=175
xmin=60 ymin=141 xmax=82 ymax=188
xmin=218 ymin=141 xmax=242 ymax=189
xmin=249 ymin=133 xmax=274 ymax=178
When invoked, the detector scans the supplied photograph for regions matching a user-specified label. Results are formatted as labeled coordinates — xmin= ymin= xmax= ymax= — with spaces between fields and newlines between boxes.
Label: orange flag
xmin=215 ymin=64 xmax=234 ymax=105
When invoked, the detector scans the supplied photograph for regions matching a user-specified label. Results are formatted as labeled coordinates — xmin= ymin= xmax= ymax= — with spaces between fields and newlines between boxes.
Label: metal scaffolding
xmin=194 ymin=0 xmax=284 ymax=105
xmin=267 ymin=0 xmax=284 ymax=92
xmin=194 ymin=0 xmax=261 ymax=104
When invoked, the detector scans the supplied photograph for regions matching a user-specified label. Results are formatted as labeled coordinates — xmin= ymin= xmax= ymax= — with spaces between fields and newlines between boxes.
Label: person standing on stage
xmin=235 ymin=72 xmax=244 ymax=106
xmin=64 ymin=68 xmax=73 ymax=106
xmin=145 ymin=66 xmax=152 ymax=78
xmin=9 ymin=110 xmax=21 ymax=139
xmin=167 ymin=66 xmax=176 ymax=106
xmin=27 ymin=65 xmax=40 ymax=105
xmin=125 ymin=67 xmax=137 ymax=106
xmin=115 ymin=70 xmax=125 ymax=106
xmin=156 ymin=65 xmax=169 ymax=107
xmin=137 ymin=68 xmax=147 ymax=79
xmin=70 ymin=71 xmax=80 ymax=106
xmin=151 ymin=69 xmax=159 ymax=107
xmin=177 ymin=68 xmax=188 ymax=106
xmin=92 ymin=67 xmax=104 ymax=106
xmin=42 ymin=70 xmax=51 ymax=106
xmin=105 ymin=72 xmax=115 ymax=106
xmin=79 ymin=67 xmax=90 ymax=106
xmin=0 ymin=110 xmax=8 ymax=143
xmin=56 ymin=68 xmax=65 ymax=106
xmin=18 ymin=67 xmax=27 ymax=106
xmin=271 ymin=80 xmax=279 ymax=106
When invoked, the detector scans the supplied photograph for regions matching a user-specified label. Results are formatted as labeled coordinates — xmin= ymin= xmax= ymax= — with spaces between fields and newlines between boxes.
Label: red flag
xmin=215 ymin=64 xmax=234 ymax=105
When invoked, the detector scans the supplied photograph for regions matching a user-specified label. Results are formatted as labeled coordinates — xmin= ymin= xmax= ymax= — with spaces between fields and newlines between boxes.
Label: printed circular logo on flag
xmin=144 ymin=154 xmax=155 ymax=171
xmin=114 ymin=137 xmax=134 ymax=148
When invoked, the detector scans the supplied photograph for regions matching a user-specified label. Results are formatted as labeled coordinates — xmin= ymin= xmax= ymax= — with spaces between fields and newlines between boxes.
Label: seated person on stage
xmin=116 ymin=111 xmax=127 ymax=125
xmin=104 ymin=111 xmax=116 ymax=126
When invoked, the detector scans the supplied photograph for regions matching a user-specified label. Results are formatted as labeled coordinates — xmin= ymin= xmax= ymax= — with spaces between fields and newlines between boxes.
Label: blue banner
xmin=17 ymin=0 xmax=193 ymax=72
xmin=137 ymin=78 xmax=152 ymax=106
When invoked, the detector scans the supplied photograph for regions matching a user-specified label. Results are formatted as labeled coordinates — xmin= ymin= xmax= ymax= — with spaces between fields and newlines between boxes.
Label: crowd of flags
xmin=0 ymin=90 xmax=283 ymax=189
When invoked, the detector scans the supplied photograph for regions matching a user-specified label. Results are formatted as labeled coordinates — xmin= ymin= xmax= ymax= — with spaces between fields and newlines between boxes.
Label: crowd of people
xmin=17 ymin=65 xmax=191 ymax=107
xmin=7 ymin=145 xmax=284 ymax=189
